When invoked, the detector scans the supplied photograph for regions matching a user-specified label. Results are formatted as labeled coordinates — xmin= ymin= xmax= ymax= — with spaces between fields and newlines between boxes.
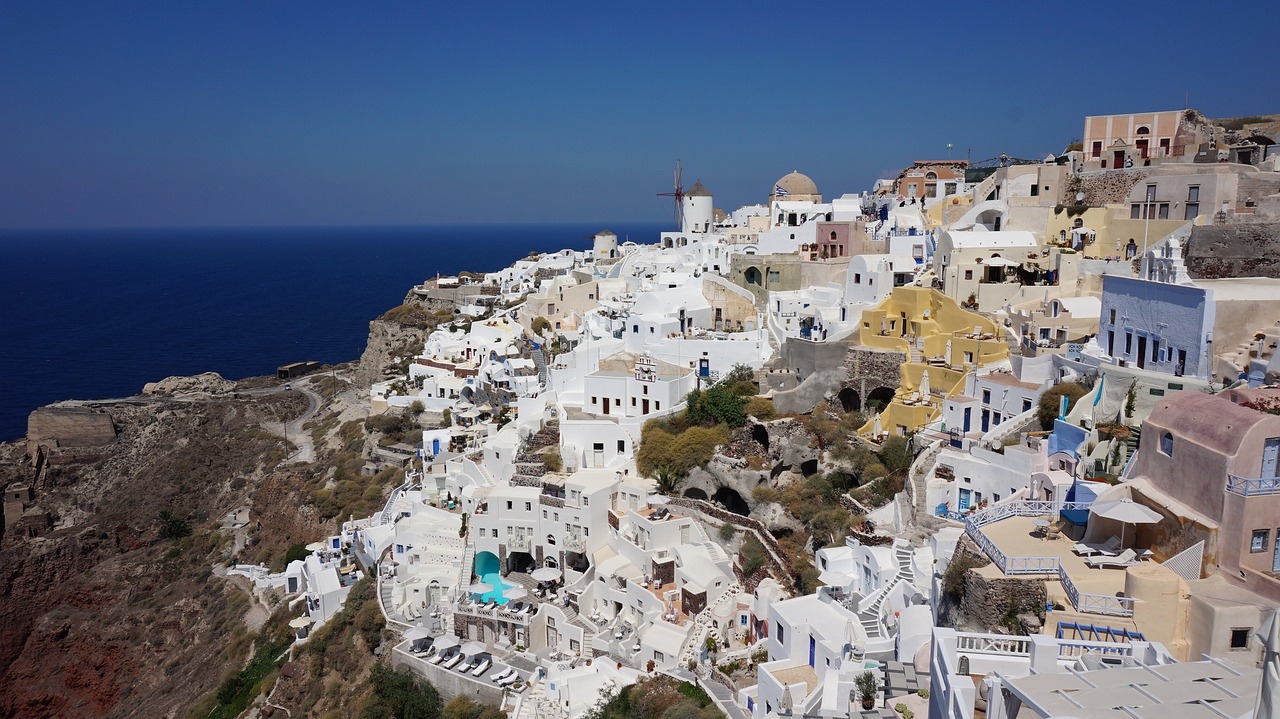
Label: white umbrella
xmin=469 ymin=581 xmax=494 ymax=594
xmin=919 ymin=370 xmax=931 ymax=399
xmin=431 ymin=635 xmax=459 ymax=651
xmin=288 ymin=616 xmax=312 ymax=629
xmin=819 ymin=570 xmax=852 ymax=588
xmin=647 ymin=494 xmax=670 ymax=505
xmin=945 ymin=338 xmax=953 ymax=365
xmin=503 ymin=586 xmax=528 ymax=600
xmin=532 ymin=567 xmax=561 ymax=582
xmin=1089 ymin=499 xmax=1161 ymax=548
xmin=305 ymin=541 xmax=325 ymax=552
xmin=1255 ymin=607 xmax=1280 ymax=719
xmin=872 ymin=414 xmax=883 ymax=437
xmin=460 ymin=641 xmax=487 ymax=656
xmin=402 ymin=627 xmax=430 ymax=641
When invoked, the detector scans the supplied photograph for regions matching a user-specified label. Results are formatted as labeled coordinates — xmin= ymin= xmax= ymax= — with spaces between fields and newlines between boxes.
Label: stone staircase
xmin=532 ymin=346 xmax=549 ymax=387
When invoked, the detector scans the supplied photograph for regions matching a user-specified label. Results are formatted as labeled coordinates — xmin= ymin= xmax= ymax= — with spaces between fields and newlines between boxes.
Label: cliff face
xmin=0 ymin=388 xmax=321 ymax=718
xmin=352 ymin=293 xmax=453 ymax=390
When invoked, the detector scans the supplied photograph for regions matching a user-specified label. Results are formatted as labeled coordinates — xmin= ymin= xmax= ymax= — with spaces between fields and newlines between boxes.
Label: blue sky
xmin=1 ymin=1 xmax=1276 ymax=229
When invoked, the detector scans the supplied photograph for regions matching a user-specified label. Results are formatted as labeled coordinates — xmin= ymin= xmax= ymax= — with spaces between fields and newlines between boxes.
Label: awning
xmin=982 ymin=257 xmax=1020 ymax=267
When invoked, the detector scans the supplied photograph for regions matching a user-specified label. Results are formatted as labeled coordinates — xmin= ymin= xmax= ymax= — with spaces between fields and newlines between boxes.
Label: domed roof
xmin=774 ymin=170 xmax=819 ymax=197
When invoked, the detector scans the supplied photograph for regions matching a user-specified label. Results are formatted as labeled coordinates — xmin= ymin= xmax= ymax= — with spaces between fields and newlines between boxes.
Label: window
xmin=655 ymin=401 xmax=660 ymax=410
xmin=1160 ymin=432 xmax=1173 ymax=456
xmin=982 ymin=389 xmax=991 ymax=405
xmin=591 ymin=396 xmax=597 ymax=405
xmin=583 ymin=496 xmax=589 ymax=506
xmin=525 ymin=502 xmax=532 ymax=511
xmin=543 ymin=510 xmax=548 ymax=519
xmin=854 ymin=273 xmax=861 ymax=284
xmin=776 ymin=622 xmax=785 ymax=644
xmin=1130 ymin=204 xmax=1141 ymax=219
xmin=1188 ymin=185 xmax=1200 ymax=202
xmin=1158 ymin=203 xmax=1170 ymax=219
xmin=593 ymin=442 xmax=603 ymax=452
xmin=1252 ymin=530 xmax=1269 ymax=553
xmin=1185 ymin=203 xmax=1199 ymax=220
xmin=1232 ymin=628 xmax=1251 ymax=650
xmin=1023 ymin=398 xmax=1033 ymax=413
xmin=654 ymin=650 xmax=664 ymax=662
xmin=1091 ymin=141 xmax=1102 ymax=158
xmin=1145 ymin=184 xmax=1157 ymax=202
xmin=1030 ymin=184 xmax=1039 ymax=197
xmin=506 ymin=501 xmax=513 ymax=510
xmin=631 ymin=397 xmax=636 ymax=406
xmin=1125 ymin=333 xmax=1133 ymax=354
xmin=1109 ymin=308 xmax=1116 ymax=325
xmin=964 ymin=270 xmax=973 ymax=280
xmin=617 ymin=440 xmax=626 ymax=453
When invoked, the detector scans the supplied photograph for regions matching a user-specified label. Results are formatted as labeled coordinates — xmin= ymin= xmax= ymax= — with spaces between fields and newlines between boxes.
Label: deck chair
xmin=1086 ymin=548 xmax=1138 ymax=569
xmin=1072 ymin=536 xmax=1122 ymax=557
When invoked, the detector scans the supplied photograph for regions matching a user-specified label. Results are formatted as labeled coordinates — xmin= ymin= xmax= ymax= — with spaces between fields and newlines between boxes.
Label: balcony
xmin=565 ymin=533 xmax=587 ymax=553
xmin=1226 ymin=474 xmax=1280 ymax=497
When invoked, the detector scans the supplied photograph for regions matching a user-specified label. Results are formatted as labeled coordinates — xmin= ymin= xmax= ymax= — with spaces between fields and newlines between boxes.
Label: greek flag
xmin=773 ymin=184 xmax=789 ymax=197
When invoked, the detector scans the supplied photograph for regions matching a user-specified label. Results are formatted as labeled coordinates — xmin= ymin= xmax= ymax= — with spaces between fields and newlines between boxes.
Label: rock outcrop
xmin=142 ymin=371 xmax=235 ymax=396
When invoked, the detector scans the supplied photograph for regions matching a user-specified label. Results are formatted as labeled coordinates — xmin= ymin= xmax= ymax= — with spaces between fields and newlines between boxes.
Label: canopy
xmin=402 ymin=627 xmax=430 ymax=641
xmin=503 ymin=586 xmax=528 ymax=600
xmin=819 ymin=570 xmax=852 ymax=588
xmin=532 ymin=567 xmax=562 ymax=582
xmin=477 ymin=403 xmax=494 ymax=413
xmin=647 ymin=494 xmax=670 ymax=506
xmin=982 ymin=256 xmax=1020 ymax=267
xmin=305 ymin=541 xmax=325 ymax=552
xmin=460 ymin=641 xmax=487 ymax=656
xmin=431 ymin=635 xmax=459 ymax=651
xmin=468 ymin=582 xmax=494 ymax=594
xmin=288 ymin=617 xmax=312 ymax=629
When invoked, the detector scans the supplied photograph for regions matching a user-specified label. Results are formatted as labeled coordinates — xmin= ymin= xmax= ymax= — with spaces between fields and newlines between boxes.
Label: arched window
xmin=1160 ymin=432 xmax=1174 ymax=456
xmin=1073 ymin=218 xmax=1084 ymax=229
xmin=632 ymin=324 xmax=639 ymax=334
xmin=925 ymin=171 xmax=938 ymax=180
xmin=830 ymin=231 xmax=838 ymax=241
xmin=547 ymin=534 xmax=556 ymax=545
xmin=1136 ymin=126 xmax=1150 ymax=135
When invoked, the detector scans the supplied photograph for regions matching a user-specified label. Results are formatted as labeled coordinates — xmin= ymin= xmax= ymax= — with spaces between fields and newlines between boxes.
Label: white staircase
xmin=856 ymin=540 xmax=913 ymax=640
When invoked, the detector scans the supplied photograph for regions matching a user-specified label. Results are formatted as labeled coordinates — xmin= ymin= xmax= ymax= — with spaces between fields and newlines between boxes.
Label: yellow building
xmin=857 ymin=287 xmax=1008 ymax=442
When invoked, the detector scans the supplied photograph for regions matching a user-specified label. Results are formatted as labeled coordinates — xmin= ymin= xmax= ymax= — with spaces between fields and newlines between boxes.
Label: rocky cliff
xmin=352 ymin=292 xmax=453 ymax=390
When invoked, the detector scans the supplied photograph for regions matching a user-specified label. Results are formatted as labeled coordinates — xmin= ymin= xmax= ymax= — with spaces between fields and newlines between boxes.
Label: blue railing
xmin=1226 ymin=474 xmax=1280 ymax=496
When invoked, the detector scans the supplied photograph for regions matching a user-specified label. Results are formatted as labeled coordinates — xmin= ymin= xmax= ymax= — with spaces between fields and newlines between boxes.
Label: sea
xmin=0 ymin=222 xmax=666 ymax=442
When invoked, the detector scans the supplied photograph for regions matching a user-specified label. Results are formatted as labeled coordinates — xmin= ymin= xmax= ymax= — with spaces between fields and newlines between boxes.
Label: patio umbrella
xmin=532 ymin=567 xmax=562 ymax=583
xmin=431 ymin=635 xmax=459 ymax=652
xmin=1255 ymin=607 xmax=1280 ymax=719
xmin=647 ymin=494 xmax=670 ymax=505
xmin=460 ymin=641 xmax=487 ymax=656
xmin=872 ymin=414 xmax=883 ymax=437
xmin=402 ymin=627 xmax=430 ymax=641
xmin=819 ymin=570 xmax=852 ymax=588
xmin=469 ymin=581 xmax=494 ymax=595
xmin=1089 ymin=499 xmax=1161 ymax=547
xmin=305 ymin=541 xmax=325 ymax=552
xmin=945 ymin=339 xmax=953 ymax=365
xmin=288 ymin=617 xmax=312 ymax=630
xmin=919 ymin=370 xmax=931 ymax=399
xmin=503 ymin=586 xmax=528 ymax=600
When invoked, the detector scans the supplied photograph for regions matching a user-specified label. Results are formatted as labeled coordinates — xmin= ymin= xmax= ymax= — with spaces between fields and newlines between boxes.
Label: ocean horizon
xmin=0 ymin=222 xmax=667 ymax=442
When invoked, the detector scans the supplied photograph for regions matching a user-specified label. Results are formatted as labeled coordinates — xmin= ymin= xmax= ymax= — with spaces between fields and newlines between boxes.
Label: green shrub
xmin=542 ymin=448 xmax=562 ymax=473
xmin=718 ymin=522 xmax=737 ymax=541
xmin=745 ymin=396 xmax=776 ymax=420
xmin=1037 ymin=382 xmax=1086 ymax=430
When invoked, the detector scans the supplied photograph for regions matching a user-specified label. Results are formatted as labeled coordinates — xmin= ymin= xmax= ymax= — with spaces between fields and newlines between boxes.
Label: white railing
xmin=1226 ymin=474 xmax=1280 ymax=496
xmin=1058 ymin=564 xmax=1134 ymax=617
xmin=955 ymin=632 xmax=1031 ymax=656
xmin=1056 ymin=638 xmax=1135 ymax=659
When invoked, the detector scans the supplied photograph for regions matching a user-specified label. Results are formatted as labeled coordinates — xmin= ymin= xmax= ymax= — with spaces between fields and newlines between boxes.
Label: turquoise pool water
xmin=474 ymin=572 xmax=513 ymax=605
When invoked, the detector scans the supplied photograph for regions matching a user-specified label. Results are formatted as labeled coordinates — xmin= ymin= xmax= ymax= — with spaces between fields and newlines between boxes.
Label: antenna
xmin=655 ymin=160 xmax=685 ymax=229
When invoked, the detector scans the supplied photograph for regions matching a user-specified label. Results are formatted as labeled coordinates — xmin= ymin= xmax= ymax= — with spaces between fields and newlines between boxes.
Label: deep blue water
xmin=0 ymin=223 xmax=665 ymax=441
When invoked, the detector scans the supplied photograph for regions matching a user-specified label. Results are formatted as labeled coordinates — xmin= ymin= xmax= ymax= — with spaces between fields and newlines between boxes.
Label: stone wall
xmin=1062 ymin=170 xmax=1149 ymax=207
xmin=1185 ymin=222 xmax=1280 ymax=279
xmin=948 ymin=536 xmax=1046 ymax=633
xmin=842 ymin=346 xmax=904 ymax=408
xmin=668 ymin=496 xmax=797 ymax=591
xmin=391 ymin=647 xmax=505 ymax=706
xmin=26 ymin=407 xmax=117 ymax=449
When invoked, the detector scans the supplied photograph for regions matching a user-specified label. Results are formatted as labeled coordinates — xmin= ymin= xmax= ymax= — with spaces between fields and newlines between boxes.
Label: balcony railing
xmin=1226 ymin=474 xmax=1280 ymax=497
xmin=955 ymin=632 xmax=1031 ymax=656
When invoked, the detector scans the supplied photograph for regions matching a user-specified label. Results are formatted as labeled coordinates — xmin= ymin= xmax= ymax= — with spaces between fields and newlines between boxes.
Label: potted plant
xmin=856 ymin=670 xmax=878 ymax=710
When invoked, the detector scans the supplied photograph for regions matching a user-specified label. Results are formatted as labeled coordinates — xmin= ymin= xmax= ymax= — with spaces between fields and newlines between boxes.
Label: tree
xmin=653 ymin=466 xmax=680 ymax=495
xmin=1037 ymin=382 xmax=1086 ymax=430
xmin=157 ymin=509 xmax=191 ymax=541
xmin=442 ymin=695 xmax=505 ymax=719
xmin=409 ymin=400 xmax=425 ymax=415
xmin=531 ymin=316 xmax=552 ymax=336
xmin=877 ymin=436 xmax=913 ymax=473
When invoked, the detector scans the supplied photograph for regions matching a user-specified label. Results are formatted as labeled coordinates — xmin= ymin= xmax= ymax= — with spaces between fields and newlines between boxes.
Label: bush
xmin=878 ymin=436 xmax=913 ymax=473
xmin=1037 ymin=382 xmax=1086 ymax=430
xmin=282 ymin=543 xmax=309 ymax=566
xmin=752 ymin=485 xmax=780 ymax=504
xmin=636 ymin=421 xmax=727 ymax=478
xmin=942 ymin=553 xmax=986 ymax=599
xmin=917 ymin=687 xmax=929 ymax=698
xmin=745 ymin=396 xmax=776 ymax=421
xmin=686 ymin=385 xmax=748 ymax=428
xmin=718 ymin=522 xmax=737 ymax=541
xmin=531 ymin=316 xmax=552 ymax=335
xmin=365 ymin=663 xmax=441 ymax=719
xmin=157 ymin=510 xmax=192 ymax=541
xmin=542 ymin=448 xmax=562 ymax=472
xmin=740 ymin=535 xmax=766 ymax=576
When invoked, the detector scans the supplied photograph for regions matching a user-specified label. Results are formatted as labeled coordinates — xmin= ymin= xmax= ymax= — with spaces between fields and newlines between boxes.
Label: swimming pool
xmin=474 ymin=572 xmax=514 ymax=605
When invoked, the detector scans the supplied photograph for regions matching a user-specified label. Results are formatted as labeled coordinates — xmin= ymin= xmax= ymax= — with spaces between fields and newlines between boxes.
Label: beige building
xmin=1082 ymin=110 xmax=1191 ymax=169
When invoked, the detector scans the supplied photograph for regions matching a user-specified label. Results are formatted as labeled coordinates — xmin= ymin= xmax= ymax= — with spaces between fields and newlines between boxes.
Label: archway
xmin=566 ymin=551 xmax=589 ymax=573
xmin=507 ymin=551 xmax=535 ymax=574
xmin=476 ymin=551 xmax=500 ymax=576
xmin=683 ymin=487 xmax=709 ymax=501
xmin=838 ymin=387 xmax=861 ymax=413
xmin=866 ymin=387 xmax=896 ymax=413
xmin=744 ymin=267 xmax=762 ymax=286
xmin=713 ymin=486 xmax=750 ymax=516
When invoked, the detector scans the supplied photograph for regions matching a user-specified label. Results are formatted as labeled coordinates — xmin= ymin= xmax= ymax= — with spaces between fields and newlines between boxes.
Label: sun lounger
xmin=1086 ymin=548 xmax=1138 ymax=569
xmin=1072 ymin=537 xmax=1122 ymax=557
xmin=471 ymin=659 xmax=492 ymax=677
xmin=490 ymin=668 xmax=513 ymax=683
xmin=499 ymin=673 xmax=520 ymax=687
xmin=442 ymin=654 xmax=463 ymax=670
xmin=457 ymin=660 xmax=474 ymax=673
xmin=429 ymin=652 xmax=446 ymax=665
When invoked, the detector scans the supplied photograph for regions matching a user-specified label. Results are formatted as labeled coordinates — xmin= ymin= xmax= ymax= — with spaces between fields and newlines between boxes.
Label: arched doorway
xmin=751 ymin=424 xmax=770 ymax=451
xmin=507 ymin=551 xmax=535 ymax=574
xmin=683 ymin=487 xmax=709 ymax=501
xmin=744 ymin=267 xmax=762 ymax=286
xmin=838 ymin=387 xmax=861 ymax=413
xmin=866 ymin=387 xmax=896 ymax=413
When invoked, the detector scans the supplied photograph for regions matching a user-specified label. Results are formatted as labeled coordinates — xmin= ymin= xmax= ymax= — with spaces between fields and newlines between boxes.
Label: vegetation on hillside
xmin=1037 ymin=382 xmax=1086 ymax=430
xmin=586 ymin=675 xmax=722 ymax=719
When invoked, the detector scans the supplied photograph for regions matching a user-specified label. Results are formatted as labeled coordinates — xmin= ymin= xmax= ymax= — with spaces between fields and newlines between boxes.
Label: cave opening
xmin=713 ymin=486 xmax=750 ymax=516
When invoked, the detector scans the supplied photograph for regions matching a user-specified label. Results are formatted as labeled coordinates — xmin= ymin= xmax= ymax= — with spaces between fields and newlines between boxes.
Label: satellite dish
xmin=1075 ymin=192 xmax=1086 ymax=202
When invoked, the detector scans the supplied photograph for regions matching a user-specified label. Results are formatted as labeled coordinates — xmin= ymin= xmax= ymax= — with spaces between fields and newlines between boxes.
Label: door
xmin=963 ymin=408 xmax=971 ymax=433
xmin=1263 ymin=438 xmax=1280 ymax=478
xmin=981 ymin=409 xmax=990 ymax=432
xmin=1177 ymin=350 xmax=1187 ymax=376
xmin=1274 ymin=532 xmax=1280 ymax=573
xmin=1137 ymin=336 xmax=1147 ymax=369
xmin=602 ymin=397 xmax=610 ymax=415
xmin=959 ymin=488 xmax=971 ymax=510
xmin=642 ymin=399 xmax=650 ymax=414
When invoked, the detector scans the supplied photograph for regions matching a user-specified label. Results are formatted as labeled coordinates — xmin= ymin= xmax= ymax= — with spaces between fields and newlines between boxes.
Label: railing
xmin=1226 ymin=474 xmax=1280 ymax=496
xmin=1056 ymin=638 xmax=1136 ymax=659
xmin=565 ymin=534 xmax=587 ymax=553
xmin=955 ymin=632 xmax=1031 ymax=656
xmin=1058 ymin=565 xmax=1134 ymax=617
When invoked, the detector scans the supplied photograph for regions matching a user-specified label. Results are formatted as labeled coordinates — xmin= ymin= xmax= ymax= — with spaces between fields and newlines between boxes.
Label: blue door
xmin=959 ymin=489 xmax=971 ymax=510
xmin=808 ymin=636 xmax=816 ymax=667
xmin=1263 ymin=438 xmax=1280 ymax=478
xmin=963 ymin=408 xmax=971 ymax=432
xmin=981 ymin=410 xmax=990 ymax=432
xmin=432 ymin=438 xmax=441 ymax=455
